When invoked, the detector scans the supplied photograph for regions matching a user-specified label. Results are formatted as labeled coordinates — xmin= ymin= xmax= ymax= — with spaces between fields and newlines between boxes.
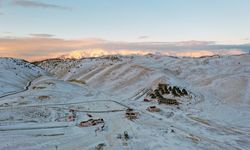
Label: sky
xmin=0 ymin=0 xmax=250 ymax=61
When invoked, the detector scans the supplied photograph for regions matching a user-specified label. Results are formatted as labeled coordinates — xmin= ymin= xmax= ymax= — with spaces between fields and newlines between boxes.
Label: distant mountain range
xmin=57 ymin=49 xmax=247 ymax=60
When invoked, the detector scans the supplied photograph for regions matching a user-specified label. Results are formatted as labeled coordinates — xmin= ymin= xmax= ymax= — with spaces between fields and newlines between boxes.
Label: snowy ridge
xmin=58 ymin=49 xmax=247 ymax=59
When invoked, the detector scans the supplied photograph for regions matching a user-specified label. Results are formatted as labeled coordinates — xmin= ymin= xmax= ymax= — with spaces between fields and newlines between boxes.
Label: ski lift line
xmin=133 ymin=89 xmax=151 ymax=100
xmin=122 ymin=88 xmax=151 ymax=101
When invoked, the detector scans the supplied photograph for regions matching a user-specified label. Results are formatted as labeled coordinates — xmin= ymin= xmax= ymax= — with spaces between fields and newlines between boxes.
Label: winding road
xmin=0 ymin=76 xmax=40 ymax=99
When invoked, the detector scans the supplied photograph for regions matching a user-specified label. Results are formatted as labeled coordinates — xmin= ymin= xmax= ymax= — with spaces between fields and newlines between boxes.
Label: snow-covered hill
xmin=38 ymin=54 xmax=250 ymax=105
xmin=0 ymin=58 xmax=45 ymax=95
xmin=0 ymin=54 xmax=249 ymax=150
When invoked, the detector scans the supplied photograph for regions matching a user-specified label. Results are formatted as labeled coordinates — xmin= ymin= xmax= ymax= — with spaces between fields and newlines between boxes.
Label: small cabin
xmin=125 ymin=111 xmax=139 ymax=120
xmin=79 ymin=119 xmax=93 ymax=127
xmin=78 ymin=118 xmax=104 ymax=127
xmin=125 ymin=108 xmax=139 ymax=120
xmin=143 ymin=98 xmax=151 ymax=102
xmin=146 ymin=106 xmax=160 ymax=112
xmin=158 ymin=98 xmax=179 ymax=105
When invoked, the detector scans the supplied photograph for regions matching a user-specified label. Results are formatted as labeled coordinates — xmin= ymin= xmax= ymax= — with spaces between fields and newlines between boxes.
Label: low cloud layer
xmin=0 ymin=36 xmax=249 ymax=61
xmin=138 ymin=36 xmax=149 ymax=39
xmin=11 ymin=0 xmax=71 ymax=10
xmin=29 ymin=34 xmax=54 ymax=38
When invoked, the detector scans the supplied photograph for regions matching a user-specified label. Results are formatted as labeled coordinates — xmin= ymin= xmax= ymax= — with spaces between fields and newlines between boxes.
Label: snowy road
xmin=0 ymin=76 xmax=41 ymax=99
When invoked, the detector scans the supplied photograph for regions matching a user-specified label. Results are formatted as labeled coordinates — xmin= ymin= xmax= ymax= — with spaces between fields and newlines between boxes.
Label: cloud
xmin=29 ymin=33 xmax=54 ymax=38
xmin=0 ymin=36 xmax=103 ymax=51
xmin=11 ymin=0 xmax=71 ymax=10
xmin=0 ymin=37 xmax=248 ymax=61
xmin=3 ymin=31 xmax=11 ymax=34
xmin=243 ymin=38 xmax=250 ymax=43
xmin=0 ymin=37 xmax=104 ymax=60
xmin=174 ymin=40 xmax=215 ymax=46
xmin=138 ymin=36 xmax=149 ymax=39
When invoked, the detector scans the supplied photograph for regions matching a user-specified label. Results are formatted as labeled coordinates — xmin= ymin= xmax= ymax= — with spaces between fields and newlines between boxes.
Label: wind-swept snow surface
xmin=0 ymin=54 xmax=250 ymax=150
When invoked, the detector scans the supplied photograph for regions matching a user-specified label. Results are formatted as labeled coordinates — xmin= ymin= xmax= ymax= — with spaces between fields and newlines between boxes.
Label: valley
xmin=0 ymin=54 xmax=249 ymax=150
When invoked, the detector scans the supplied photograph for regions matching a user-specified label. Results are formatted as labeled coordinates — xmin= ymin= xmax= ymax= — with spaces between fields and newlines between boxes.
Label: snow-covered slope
xmin=0 ymin=54 xmax=249 ymax=150
xmin=38 ymin=55 xmax=250 ymax=104
xmin=0 ymin=58 xmax=45 ymax=95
